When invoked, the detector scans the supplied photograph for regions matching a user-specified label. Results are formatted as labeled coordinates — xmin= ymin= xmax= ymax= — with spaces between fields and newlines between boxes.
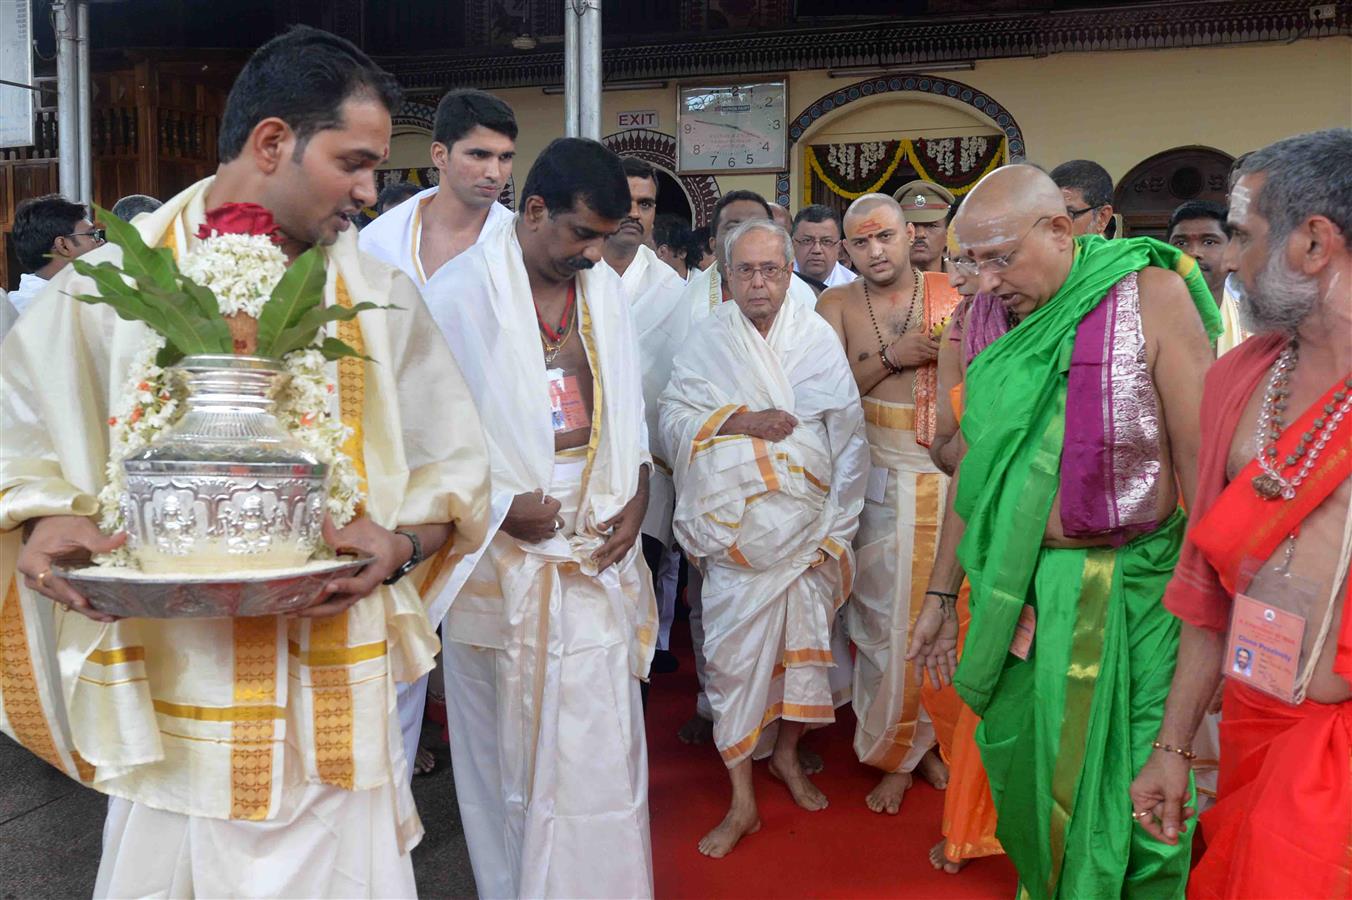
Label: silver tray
xmin=55 ymin=556 xmax=374 ymax=618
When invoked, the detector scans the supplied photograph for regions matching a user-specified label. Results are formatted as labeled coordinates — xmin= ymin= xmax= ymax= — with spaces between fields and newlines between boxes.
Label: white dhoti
xmin=395 ymin=675 xmax=430 ymax=775
xmin=445 ymin=454 xmax=653 ymax=899
xmin=701 ymin=552 xmax=844 ymax=766
xmin=848 ymin=397 xmax=948 ymax=773
xmin=96 ymin=777 xmax=417 ymax=899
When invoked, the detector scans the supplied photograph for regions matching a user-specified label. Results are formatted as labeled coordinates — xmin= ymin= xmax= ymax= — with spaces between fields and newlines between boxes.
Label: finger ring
xmin=36 ymin=570 xmax=51 ymax=589
xmin=553 ymin=516 xmax=565 ymax=531
xmin=1132 ymin=810 xmax=1149 ymax=821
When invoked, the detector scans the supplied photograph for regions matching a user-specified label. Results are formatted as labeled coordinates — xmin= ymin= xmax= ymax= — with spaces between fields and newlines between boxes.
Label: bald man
xmin=907 ymin=165 xmax=1222 ymax=898
xmin=817 ymin=194 xmax=962 ymax=814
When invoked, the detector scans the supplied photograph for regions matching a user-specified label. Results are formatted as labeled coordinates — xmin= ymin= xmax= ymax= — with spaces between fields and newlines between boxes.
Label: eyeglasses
xmin=68 ymin=228 xmax=106 ymax=243
xmin=1065 ymin=205 xmax=1103 ymax=220
xmin=732 ymin=263 xmax=789 ymax=282
xmin=793 ymin=236 xmax=839 ymax=249
xmin=951 ymin=216 xmax=1049 ymax=277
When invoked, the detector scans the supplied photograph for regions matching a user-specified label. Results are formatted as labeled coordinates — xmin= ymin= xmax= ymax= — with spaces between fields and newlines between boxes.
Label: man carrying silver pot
xmin=0 ymin=26 xmax=491 ymax=899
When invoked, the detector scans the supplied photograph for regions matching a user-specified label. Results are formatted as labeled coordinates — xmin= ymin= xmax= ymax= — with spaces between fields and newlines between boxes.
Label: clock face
xmin=678 ymin=81 xmax=788 ymax=175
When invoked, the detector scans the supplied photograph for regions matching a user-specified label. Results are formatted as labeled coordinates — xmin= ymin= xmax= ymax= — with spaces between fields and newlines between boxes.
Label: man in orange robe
xmin=1129 ymin=128 xmax=1352 ymax=899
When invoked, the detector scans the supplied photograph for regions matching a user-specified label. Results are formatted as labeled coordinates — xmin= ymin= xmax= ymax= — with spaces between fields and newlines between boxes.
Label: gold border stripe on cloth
xmin=231 ymin=616 xmax=280 ymax=820
xmin=86 ymin=647 xmax=146 ymax=666
xmin=287 ymin=639 xmax=387 ymax=668
xmin=153 ymin=698 xmax=286 ymax=722
xmin=0 ymin=578 xmax=74 ymax=776
xmin=862 ymin=399 xmax=917 ymax=432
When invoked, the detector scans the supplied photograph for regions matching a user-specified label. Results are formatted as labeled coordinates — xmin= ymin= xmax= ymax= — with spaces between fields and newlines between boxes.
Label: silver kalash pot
xmin=121 ymin=355 xmax=329 ymax=573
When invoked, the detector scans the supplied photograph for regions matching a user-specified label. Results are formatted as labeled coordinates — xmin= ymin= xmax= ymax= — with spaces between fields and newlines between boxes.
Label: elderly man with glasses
xmin=907 ymin=164 xmax=1222 ymax=899
xmin=8 ymin=194 xmax=105 ymax=316
xmin=660 ymin=218 xmax=868 ymax=859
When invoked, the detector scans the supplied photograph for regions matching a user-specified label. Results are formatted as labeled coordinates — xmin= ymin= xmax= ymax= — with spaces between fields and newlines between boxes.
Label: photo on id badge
xmin=1223 ymin=588 xmax=1309 ymax=704
xmin=547 ymin=368 xmax=591 ymax=433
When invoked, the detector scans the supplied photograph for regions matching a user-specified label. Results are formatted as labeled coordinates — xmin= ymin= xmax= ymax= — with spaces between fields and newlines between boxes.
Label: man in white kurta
xmin=428 ymin=138 xmax=657 ymax=899
xmin=0 ymin=123 xmax=490 ymax=900
xmin=660 ymin=220 xmax=868 ymax=858
xmin=359 ymin=88 xmax=518 ymax=777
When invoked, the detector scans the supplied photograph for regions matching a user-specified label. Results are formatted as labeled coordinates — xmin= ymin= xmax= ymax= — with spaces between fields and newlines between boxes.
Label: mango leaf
xmin=92 ymin=204 xmax=177 ymax=291
xmin=178 ymin=273 xmax=223 ymax=321
xmin=138 ymin=284 xmax=234 ymax=355
xmin=156 ymin=343 xmax=186 ymax=368
xmin=70 ymin=259 xmax=179 ymax=337
xmin=318 ymin=336 xmax=373 ymax=363
xmin=256 ymin=249 xmax=326 ymax=357
xmin=269 ymin=301 xmax=396 ymax=359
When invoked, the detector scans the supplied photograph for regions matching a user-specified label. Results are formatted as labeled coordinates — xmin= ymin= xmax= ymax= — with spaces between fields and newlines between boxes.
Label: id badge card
xmin=1223 ymin=592 xmax=1306 ymax=705
xmin=546 ymin=368 xmax=591 ymax=434
xmin=1009 ymin=604 xmax=1036 ymax=660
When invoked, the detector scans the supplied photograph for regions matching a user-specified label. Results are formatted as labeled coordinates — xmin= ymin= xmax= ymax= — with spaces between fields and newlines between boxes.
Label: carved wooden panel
xmin=1113 ymin=146 xmax=1234 ymax=239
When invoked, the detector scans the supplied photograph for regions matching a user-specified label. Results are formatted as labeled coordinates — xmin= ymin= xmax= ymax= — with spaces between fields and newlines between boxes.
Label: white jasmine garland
xmin=178 ymin=232 xmax=288 ymax=318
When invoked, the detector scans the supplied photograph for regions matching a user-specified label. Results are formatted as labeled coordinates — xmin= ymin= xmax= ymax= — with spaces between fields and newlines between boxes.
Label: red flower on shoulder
xmin=196 ymin=203 xmax=284 ymax=243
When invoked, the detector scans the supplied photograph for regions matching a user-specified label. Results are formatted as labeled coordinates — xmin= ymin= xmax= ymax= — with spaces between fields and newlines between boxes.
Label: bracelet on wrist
xmin=880 ymin=347 xmax=902 ymax=375
xmin=1151 ymin=740 xmax=1196 ymax=761
xmin=925 ymin=590 xmax=958 ymax=620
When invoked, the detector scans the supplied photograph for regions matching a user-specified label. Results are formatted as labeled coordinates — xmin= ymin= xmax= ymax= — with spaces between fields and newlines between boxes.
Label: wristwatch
xmin=382 ymin=530 xmax=424 ymax=585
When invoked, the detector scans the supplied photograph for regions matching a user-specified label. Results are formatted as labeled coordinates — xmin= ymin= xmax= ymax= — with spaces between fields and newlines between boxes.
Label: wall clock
xmin=677 ymin=80 xmax=788 ymax=175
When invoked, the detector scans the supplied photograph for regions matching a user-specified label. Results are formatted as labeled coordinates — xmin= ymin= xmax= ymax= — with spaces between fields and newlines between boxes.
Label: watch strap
xmin=382 ymin=529 xmax=424 ymax=586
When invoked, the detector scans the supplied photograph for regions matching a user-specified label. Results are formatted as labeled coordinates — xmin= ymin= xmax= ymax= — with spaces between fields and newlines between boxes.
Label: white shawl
xmin=358 ymin=185 xmax=514 ymax=290
xmin=428 ymin=222 xmax=655 ymax=672
xmin=678 ymin=259 xmax=820 ymax=325
xmin=659 ymin=295 xmax=868 ymax=581
xmin=616 ymin=246 xmax=688 ymax=546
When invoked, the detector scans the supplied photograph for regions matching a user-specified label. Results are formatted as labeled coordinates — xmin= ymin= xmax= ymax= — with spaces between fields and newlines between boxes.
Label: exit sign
xmin=618 ymin=109 xmax=658 ymax=129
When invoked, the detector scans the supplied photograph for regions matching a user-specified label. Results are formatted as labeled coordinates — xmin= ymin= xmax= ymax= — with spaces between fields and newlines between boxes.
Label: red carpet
xmin=646 ymin=623 xmax=1019 ymax=899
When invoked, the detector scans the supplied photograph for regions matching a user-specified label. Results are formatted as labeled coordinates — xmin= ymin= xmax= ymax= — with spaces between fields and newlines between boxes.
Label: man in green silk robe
xmin=905 ymin=165 xmax=1221 ymax=899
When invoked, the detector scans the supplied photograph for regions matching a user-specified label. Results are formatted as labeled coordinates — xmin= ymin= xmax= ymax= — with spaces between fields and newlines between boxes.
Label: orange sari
xmin=935 ymin=378 xmax=1003 ymax=865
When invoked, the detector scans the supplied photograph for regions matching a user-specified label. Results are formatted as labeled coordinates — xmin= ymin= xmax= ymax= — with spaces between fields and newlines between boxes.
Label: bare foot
xmin=929 ymin=840 xmax=970 ymax=874
xmin=698 ymin=803 xmax=761 ymax=858
xmin=865 ymin=771 xmax=912 ymax=814
xmin=769 ymin=754 xmax=829 ymax=811
xmin=678 ymin=713 xmax=714 ymax=745
xmin=918 ymin=748 xmax=950 ymax=790
xmin=797 ymin=746 xmax=824 ymax=775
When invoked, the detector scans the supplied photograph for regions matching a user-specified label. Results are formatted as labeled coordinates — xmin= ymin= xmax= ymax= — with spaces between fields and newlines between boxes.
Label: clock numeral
xmin=710 ymin=154 xmax=719 ymax=165
xmin=761 ymin=142 xmax=770 ymax=152
xmin=728 ymin=158 xmax=737 ymax=168
xmin=683 ymin=123 xmax=692 ymax=134
xmin=692 ymin=144 xmax=700 ymax=155
xmin=746 ymin=153 xmax=755 ymax=165
xmin=770 ymin=119 xmax=781 ymax=130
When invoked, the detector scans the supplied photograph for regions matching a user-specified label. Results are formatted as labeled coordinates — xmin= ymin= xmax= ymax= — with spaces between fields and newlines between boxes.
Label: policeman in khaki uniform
xmin=892 ymin=180 xmax=956 ymax=274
